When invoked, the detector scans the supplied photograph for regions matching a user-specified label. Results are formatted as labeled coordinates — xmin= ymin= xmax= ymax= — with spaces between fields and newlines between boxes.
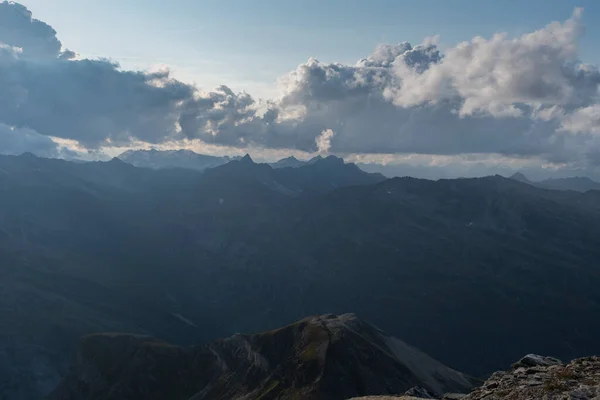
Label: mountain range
xmin=1 ymin=153 xmax=600 ymax=399
xmin=118 ymin=149 xmax=240 ymax=171
xmin=118 ymin=149 xmax=322 ymax=171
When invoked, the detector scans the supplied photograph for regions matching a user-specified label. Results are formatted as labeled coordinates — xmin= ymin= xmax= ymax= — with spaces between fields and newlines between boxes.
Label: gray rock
xmin=404 ymin=386 xmax=436 ymax=398
xmin=442 ymin=394 xmax=467 ymax=400
xmin=511 ymin=354 xmax=563 ymax=369
xmin=465 ymin=355 xmax=600 ymax=400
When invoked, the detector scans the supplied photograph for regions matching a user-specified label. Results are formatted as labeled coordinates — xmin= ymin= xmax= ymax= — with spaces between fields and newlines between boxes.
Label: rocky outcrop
xmin=464 ymin=355 xmax=600 ymax=399
xmin=49 ymin=314 xmax=476 ymax=400
xmin=404 ymin=387 xmax=436 ymax=398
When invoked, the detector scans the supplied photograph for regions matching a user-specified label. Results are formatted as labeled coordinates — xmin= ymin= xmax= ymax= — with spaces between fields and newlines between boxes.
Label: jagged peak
xmin=307 ymin=155 xmax=324 ymax=164
xmin=109 ymin=157 xmax=127 ymax=164
xmin=239 ymin=154 xmax=254 ymax=164
xmin=307 ymin=155 xmax=346 ymax=166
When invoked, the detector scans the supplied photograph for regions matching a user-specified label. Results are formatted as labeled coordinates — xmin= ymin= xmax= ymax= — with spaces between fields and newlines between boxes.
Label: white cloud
xmin=386 ymin=8 xmax=599 ymax=118
xmin=0 ymin=42 xmax=21 ymax=61
xmin=316 ymin=129 xmax=335 ymax=154
xmin=560 ymin=105 xmax=600 ymax=135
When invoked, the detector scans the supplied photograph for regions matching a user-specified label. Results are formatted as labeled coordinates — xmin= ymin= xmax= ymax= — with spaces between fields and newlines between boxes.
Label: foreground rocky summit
xmin=464 ymin=355 xmax=600 ymax=400
xmin=49 ymin=314 xmax=476 ymax=400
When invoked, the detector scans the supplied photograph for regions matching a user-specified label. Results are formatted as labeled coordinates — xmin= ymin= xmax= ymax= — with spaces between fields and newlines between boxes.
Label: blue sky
xmin=17 ymin=0 xmax=600 ymax=97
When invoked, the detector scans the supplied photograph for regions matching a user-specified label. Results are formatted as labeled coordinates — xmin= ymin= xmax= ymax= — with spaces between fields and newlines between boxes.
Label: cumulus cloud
xmin=1 ymin=2 xmax=600 ymax=176
xmin=316 ymin=129 xmax=335 ymax=154
xmin=386 ymin=8 xmax=600 ymax=118
xmin=0 ymin=56 xmax=198 ymax=147
xmin=0 ymin=1 xmax=68 ymax=59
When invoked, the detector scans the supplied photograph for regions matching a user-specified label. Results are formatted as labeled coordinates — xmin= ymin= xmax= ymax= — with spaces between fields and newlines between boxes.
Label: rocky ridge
xmin=463 ymin=354 xmax=600 ymax=399
xmin=349 ymin=355 xmax=600 ymax=400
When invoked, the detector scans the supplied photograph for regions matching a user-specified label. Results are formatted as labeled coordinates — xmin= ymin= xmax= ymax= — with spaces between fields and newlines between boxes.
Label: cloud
xmin=0 ymin=2 xmax=600 ymax=177
xmin=0 ymin=42 xmax=22 ymax=65
xmin=0 ymin=1 xmax=72 ymax=59
xmin=0 ymin=54 xmax=201 ymax=148
xmin=386 ymin=8 xmax=600 ymax=118
xmin=560 ymin=105 xmax=600 ymax=135
xmin=316 ymin=129 xmax=335 ymax=154
xmin=181 ymin=11 xmax=597 ymax=162
xmin=0 ymin=123 xmax=61 ymax=157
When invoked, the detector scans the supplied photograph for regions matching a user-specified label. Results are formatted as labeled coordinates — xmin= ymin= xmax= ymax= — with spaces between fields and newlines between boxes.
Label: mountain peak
xmin=20 ymin=152 xmax=38 ymax=159
xmin=307 ymin=155 xmax=324 ymax=164
xmin=307 ymin=154 xmax=346 ymax=166
xmin=108 ymin=157 xmax=127 ymax=165
xmin=270 ymin=156 xmax=308 ymax=169
xmin=509 ymin=172 xmax=532 ymax=184
xmin=322 ymin=154 xmax=345 ymax=164
xmin=239 ymin=154 xmax=254 ymax=164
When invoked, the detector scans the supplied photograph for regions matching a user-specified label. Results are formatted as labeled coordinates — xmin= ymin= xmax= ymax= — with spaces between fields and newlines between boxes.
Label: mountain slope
xmin=4 ymin=155 xmax=600 ymax=398
xmin=231 ymin=175 xmax=600 ymax=374
xmin=49 ymin=314 xmax=477 ymax=400
xmin=0 ymin=154 xmax=386 ymax=399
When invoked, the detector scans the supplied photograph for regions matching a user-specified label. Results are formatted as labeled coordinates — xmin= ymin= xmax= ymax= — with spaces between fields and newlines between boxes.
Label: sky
xmin=16 ymin=0 xmax=600 ymax=96
xmin=2 ymin=1 xmax=600 ymax=179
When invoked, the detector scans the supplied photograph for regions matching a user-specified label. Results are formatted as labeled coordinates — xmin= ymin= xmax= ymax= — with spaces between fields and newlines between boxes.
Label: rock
xmin=442 ymin=394 xmax=467 ymax=400
xmin=464 ymin=355 xmax=600 ymax=400
xmin=404 ymin=386 xmax=436 ymax=398
xmin=348 ymin=397 xmax=422 ymax=400
xmin=511 ymin=354 xmax=563 ymax=369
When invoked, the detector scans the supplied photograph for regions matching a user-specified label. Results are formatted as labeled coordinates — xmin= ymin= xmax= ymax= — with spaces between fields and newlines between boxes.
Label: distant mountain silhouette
xmin=509 ymin=172 xmax=533 ymax=184
xmin=49 ymin=314 xmax=477 ymax=400
xmin=538 ymin=176 xmax=600 ymax=192
xmin=118 ymin=148 xmax=238 ymax=171
xmin=270 ymin=156 xmax=307 ymax=168
xmin=509 ymin=172 xmax=600 ymax=192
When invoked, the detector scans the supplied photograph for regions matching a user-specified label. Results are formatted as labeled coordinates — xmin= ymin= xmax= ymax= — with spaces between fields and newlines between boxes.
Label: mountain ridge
xmin=509 ymin=172 xmax=600 ymax=192
xmin=117 ymin=148 xmax=239 ymax=171
xmin=48 ymin=314 xmax=477 ymax=400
